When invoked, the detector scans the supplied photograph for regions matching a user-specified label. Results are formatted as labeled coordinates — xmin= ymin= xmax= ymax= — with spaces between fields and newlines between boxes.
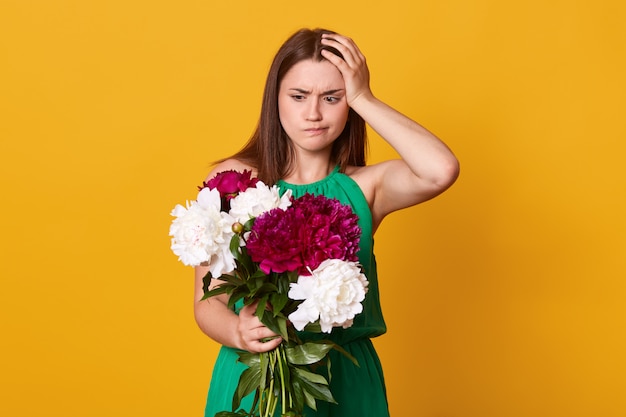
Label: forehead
xmin=280 ymin=59 xmax=344 ymax=91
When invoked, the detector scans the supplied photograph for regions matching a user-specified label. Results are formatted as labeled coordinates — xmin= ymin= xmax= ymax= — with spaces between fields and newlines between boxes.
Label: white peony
xmin=229 ymin=182 xmax=292 ymax=224
xmin=288 ymin=259 xmax=369 ymax=333
xmin=169 ymin=187 xmax=236 ymax=277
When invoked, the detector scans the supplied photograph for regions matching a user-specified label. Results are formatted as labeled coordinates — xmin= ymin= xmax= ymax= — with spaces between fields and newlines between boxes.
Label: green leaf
xmin=289 ymin=368 xmax=336 ymax=409
xmin=202 ymin=273 xmax=248 ymax=301
xmin=269 ymin=292 xmax=289 ymax=316
xmin=292 ymin=366 xmax=329 ymax=386
xmin=255 ymin=295 xmax=269 ymax=318
xmin=327 ymin=356 xmax=332 ymax=382
xmin=275 ymin=273 xmax=295 ymax=296
xmin=277 ymin=316 xmax=289 ymax=341
xmin=259 ymin=311 xmax=283 ymax=337
xmin=243 ymin=217 xmax=255 ymax=231
xmin=230 ymin=234 xmax=242 ymax=258
xmin=285 ymin=342 xmax=334 ymax=365
xmin=259 ymin=352 xmax=269 ymax=392
xmin=249 ymin=281 xmax=279 ymax=298
xmin=294 ymin=374 xmax=337 ymax=408
xmin=236 ymin=351 xmax=261 ymax=367
xmin=202 ymin=270 xmax=213 ymax=294
xmin=214 ymin=411 xmax=252 ymax=417
xmin=249 ymin=268 xmax=267 ymax=280
xmin=302 ymin=388 xmax=317 ymax=411
xmin=219 ymin=273 xmax=246 ymax=286
xmin=201 ymin=286 xmax=228 ymax=301
xmin=227 ymin=291 xmax=247 ymax=310
xmin=286 ymin=270 xmax=299 ymax=283
xmin=237 ymin=246 xmax=256 ymax=275
xmin=232 ymin=361 xmax=261 ymax=411
xmin=302 ymin=322 xmax=322 ymax=333
xmin=289 ymin=378 xmax=305 ymax=412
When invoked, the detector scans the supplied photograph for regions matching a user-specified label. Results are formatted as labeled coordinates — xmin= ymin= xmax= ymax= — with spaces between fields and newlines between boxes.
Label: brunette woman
xmin=194 ymin=28 xmax=459 ymax=416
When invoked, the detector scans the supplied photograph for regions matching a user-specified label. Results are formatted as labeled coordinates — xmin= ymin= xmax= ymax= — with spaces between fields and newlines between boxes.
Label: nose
xmin=305 ymin=99 xmax=322 ymax=121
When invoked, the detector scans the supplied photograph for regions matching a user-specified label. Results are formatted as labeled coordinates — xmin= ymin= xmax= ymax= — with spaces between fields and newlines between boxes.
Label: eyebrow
xmin=288 ymin=88 xmax=345 ymax=95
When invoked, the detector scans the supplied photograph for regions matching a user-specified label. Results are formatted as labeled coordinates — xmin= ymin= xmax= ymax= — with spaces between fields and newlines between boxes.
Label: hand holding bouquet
xmin=169 ymin=170 xmax=368 ymax=417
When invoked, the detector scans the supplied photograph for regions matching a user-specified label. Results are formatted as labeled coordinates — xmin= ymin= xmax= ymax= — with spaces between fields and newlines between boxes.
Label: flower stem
xmin=264 ymin=349 xmax=278 ymax=417
xmin=277 ymin=345 xmax=287 ymax=415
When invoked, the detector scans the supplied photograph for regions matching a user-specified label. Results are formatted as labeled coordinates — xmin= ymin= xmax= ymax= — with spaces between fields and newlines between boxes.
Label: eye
xmin=323 ymin=96 xmax=340 ymax=103
xmin=290 ymin=94 xmax=306 ymax=101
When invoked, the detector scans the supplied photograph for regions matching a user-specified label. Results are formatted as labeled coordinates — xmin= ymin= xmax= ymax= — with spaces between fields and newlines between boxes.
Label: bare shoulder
xmin=204 ymin=159 xmax=256 ymax=181
xmin=345 ymin=160 xmax=413 ymax=224
xmin=345 ymin=163 xmax=397 ymax=231
xmin=344 ymin=163 xmax=390 ymax=206
xmin=345 ymin=161 xmax=397 ymax=184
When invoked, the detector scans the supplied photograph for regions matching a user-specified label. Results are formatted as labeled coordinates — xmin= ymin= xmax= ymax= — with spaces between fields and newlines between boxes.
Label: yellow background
xmin=1 ymin=1 xmax=625 ymax=416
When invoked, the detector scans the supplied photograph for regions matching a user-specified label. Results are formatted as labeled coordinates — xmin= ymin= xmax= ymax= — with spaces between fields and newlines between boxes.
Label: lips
xmin=304 ymin=127 xmax=328 ymax=135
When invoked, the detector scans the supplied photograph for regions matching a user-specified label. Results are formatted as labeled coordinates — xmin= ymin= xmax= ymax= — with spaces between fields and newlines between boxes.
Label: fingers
xmin=320 ymin=33 xmax=372 ymax=106
xmin=238 ymin=303 xmax=282 ymax=353
xmin=244 ymin=334 xmax=283 ymax=354
xmin=321 ymin=33 xmax=365 ymax=68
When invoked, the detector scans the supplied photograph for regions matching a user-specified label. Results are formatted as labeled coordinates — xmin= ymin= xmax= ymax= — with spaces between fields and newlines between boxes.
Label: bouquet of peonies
xmin=169 ymin=170 xmax=368 ymax=417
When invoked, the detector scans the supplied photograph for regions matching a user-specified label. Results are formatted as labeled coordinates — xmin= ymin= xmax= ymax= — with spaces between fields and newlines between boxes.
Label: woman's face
xmin=278 ymin=59 xmax=349 ymax=155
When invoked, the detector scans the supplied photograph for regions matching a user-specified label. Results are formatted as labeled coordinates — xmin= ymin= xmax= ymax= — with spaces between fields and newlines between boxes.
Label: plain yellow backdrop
xmin=1 ymin=1 xmax=625 ymax=416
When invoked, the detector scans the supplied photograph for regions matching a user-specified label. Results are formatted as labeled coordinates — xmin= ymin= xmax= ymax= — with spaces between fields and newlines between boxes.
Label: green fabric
xmin=204 ymin=167 xmax=389 ymax=417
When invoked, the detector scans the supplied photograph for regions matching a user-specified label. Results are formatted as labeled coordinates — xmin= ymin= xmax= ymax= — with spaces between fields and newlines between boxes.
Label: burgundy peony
xmin=246 ymin=193 xmax=361 ymax=275
xmin=199 ymin=169 xmax=258 ymax=211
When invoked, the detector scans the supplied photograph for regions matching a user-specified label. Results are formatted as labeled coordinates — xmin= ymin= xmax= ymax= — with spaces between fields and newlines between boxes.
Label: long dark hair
xmin=224 ymin=28 xmax=367 ymax=185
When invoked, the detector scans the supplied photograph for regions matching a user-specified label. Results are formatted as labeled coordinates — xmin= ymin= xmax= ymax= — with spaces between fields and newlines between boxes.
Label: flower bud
xmin=232 ymin=222 xmax=244 ymax=234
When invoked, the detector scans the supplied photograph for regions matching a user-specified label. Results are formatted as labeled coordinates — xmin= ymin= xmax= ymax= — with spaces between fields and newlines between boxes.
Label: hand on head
xmin=320 ymin=33 xmax=373 ymax=107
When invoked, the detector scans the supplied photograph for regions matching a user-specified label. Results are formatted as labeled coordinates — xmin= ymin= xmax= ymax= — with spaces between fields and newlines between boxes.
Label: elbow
xmin=448 ymin=156 xmax=461 ymax=185
xmin=193 ymin=301 xmax=205 ymax=331
xmin=433 ymin=156 xmax=460 ymax=191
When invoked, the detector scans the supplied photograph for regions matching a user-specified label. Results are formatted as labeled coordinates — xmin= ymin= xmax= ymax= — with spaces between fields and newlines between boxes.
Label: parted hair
xmin=222 ymin=28 xmax=367 ymax=185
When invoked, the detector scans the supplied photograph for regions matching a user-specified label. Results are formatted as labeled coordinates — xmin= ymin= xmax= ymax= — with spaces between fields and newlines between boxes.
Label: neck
xmin=283 ymin=158 xmax=335 ymax=185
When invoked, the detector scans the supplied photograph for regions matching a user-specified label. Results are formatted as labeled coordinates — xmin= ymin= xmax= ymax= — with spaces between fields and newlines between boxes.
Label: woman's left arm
xmin=321 ymin=34 xmax=460 ymax=218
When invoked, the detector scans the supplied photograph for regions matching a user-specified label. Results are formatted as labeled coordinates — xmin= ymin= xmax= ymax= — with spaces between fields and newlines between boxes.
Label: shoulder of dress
xmin=340 ymin=166 xmax=374 ymax=208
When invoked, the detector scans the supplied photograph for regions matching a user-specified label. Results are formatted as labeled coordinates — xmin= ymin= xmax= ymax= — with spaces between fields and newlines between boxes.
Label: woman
xmin=194 ymin=28 xmax=459 ymax=416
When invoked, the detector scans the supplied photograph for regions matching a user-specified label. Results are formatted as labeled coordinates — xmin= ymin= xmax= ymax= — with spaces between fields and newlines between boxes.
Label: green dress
xmin=204 ymin=166 xmax=390 ymax=417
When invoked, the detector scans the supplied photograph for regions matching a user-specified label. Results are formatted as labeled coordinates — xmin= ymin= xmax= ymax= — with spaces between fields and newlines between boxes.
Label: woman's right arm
xmin=194 ymin=265 xmax=282 ymax=353
xmin=194 ymin=265 xmax=239 ymax=347
xmin=191 ymin=157 xmax=283 ymax=353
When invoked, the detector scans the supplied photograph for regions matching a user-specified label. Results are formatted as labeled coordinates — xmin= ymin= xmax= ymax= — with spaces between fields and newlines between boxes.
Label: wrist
xmin=348 ymin=91 xmax=376 ymax=112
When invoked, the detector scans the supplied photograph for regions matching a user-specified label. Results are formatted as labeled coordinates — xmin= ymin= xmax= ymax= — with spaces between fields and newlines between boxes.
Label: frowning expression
xmin=278 ymin=59 xmax=349 ymax=155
